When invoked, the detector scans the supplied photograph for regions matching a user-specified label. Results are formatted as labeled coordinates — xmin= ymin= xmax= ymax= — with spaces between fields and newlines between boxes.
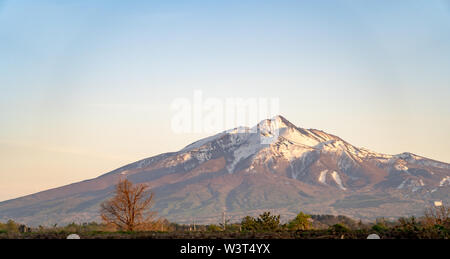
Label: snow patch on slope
xmin=226 ymin=134 xmax=264 ymax=173
xmin=394 ymin=153 xmax=450 ymax=170
xmin=397 ymin=179 xmax=407 ymax=189
xmin=394 ymin=162 xmax=408 ymax=171
xmin=318 ymin=170 xmax=327 ymax=184
xmin=397 ymin=178 xmax=425 ymax=192
xmin=181 ymin=132 xmax=226 ymax=152
xmin=439 ymin=176 xmax=450 ymax=187
xmin=330 ymin=171 xmax=346 ymax=190
xmin=274 ymin=141 xmax=312 ymax=161
xmin=281 ymin=128 xmax=322 ymax=147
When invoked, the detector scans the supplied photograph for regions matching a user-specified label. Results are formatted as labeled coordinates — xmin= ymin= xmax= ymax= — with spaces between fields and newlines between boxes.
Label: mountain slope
xmin=1 ymin=115 xmax=449 ymax=226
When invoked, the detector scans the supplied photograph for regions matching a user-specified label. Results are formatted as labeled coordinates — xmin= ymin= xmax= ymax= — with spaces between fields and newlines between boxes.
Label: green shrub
xmin=329 ymin=223 xmax=350 ymax=233
xmin=371 ymin=223 xmax=389 ymax=233
xmin=206 ymin=224 xmax=222 ymax=232
xmin=288 ymin=212 xmax=311 ymax=231
xmin=256 ymin=212 xmax=281 ymax=231
xmin=241 ymin=216 xmax=258 ymax=231
xmin=5 ymin=220 xmax=19 ymax=233
xmin=241 ymin=212 xmax=281 ymax=232
xmin=396 ymin=216 xmax=420 ymax=232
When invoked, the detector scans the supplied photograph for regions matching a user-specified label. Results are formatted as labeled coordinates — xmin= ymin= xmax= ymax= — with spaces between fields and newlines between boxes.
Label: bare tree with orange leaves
xmin=423 ymin=205 xmax=450 ymax=228
xmin=100 ymin=178 xmax=157 ymax=231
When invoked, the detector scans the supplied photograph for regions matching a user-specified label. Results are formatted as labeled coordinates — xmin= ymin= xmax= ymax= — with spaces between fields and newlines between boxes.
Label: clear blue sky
xmin=1 ymin=0 xmax=450 ymax=201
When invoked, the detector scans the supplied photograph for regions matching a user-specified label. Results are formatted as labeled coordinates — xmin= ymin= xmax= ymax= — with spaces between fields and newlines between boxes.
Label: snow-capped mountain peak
xmin=1 ymin=115 xmax=449 ymax=226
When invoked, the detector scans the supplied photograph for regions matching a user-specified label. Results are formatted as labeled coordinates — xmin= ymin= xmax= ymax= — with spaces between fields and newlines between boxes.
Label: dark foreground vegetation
xmin=1 ymin=179 xmax=449 ymax=239
xmin=1 ymin=207 xmax=449 ymax=239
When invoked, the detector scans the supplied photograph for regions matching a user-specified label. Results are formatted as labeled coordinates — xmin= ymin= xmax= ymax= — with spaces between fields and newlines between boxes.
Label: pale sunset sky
xmin=1 ymin=0 xmax=450 ymax=201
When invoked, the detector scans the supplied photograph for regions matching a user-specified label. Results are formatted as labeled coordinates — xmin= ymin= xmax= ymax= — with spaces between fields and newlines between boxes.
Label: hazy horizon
xmin=1 ymin=0 xmax=450 ymax=202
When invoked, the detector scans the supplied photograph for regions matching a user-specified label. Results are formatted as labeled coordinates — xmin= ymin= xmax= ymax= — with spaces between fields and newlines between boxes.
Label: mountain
xmin=1 ymin=115 xmax=449 ymax=226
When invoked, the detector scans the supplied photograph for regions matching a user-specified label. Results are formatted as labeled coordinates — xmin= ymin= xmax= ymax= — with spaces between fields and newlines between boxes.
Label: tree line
xmin=1 ymin=178 xmax=449 ymax=238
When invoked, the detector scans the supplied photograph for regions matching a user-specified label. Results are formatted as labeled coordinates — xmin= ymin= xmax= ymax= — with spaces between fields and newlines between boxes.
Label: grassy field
xmin=2 ymin=207 xmax=449 ymax=239
xmin=1 ymin=219 xmax=449 ymax=239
